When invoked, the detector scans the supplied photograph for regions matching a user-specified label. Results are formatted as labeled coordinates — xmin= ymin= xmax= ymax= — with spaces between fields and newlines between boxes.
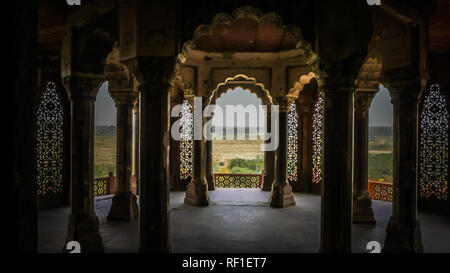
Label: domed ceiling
xmin=191 ymin=6 xmax=304 ymax=52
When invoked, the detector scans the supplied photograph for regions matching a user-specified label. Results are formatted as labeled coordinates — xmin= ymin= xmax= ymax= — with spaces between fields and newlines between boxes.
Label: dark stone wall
xmin=11 ymin=0 xmax=38 ymax=251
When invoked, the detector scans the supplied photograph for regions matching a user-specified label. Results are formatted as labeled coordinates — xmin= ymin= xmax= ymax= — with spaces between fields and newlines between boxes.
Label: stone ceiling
xmin=429 ymin=0 xmax=450 ymax=53
xmin=36 ymin=2 xmax=450 ymax=55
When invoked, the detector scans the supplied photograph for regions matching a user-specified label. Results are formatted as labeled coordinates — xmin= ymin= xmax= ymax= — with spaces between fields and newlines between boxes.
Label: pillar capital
xmin=383 ymin=65 xmax=420 ymax=105
xmin=123 ymin=57 xmax=175 ymax=92
xmin=110 ymin=90 xmax=139 ymax=107
xmin=105 ymin=70 xmax=139 ymax=108
xmin=274 ymin=96 xmax=293 ymax=112
xmin=63 ymin=75 xmax=103 ymax=101
xmin=354 ymin=91 xmax=377 ymax=113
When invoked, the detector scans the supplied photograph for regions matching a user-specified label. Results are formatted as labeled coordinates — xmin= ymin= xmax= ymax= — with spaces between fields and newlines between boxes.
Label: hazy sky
xmin=369 ymin=85 xmax=393 ymax=127
xmin=94 ymin=83 xmax=393 ymax=127
xmin=95 ymin=82 xmax=116 ymax=126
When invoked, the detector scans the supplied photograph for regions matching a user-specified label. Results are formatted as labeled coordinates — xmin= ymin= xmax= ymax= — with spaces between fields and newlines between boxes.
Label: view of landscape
xmin=368 ymin=127 xmax=393 ymax=182
xmin=93 ymin=125 xmax=392 ymax=181
xmin=94 ymin=125 xmax=116 ymax=178
xmin=213 ymin=131 xmax=264 ymax=174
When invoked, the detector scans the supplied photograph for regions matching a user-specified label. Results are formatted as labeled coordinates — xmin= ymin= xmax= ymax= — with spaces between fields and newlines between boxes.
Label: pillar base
xmin=262 ymin=174 xmax=273 ymax=191
xmin=65 ymin=213 xmax=104 ymax=253
xmin=107 ymin=192 xmax=139 ymax=221
xmin=269 ymin=183 xmax=296 ymax=208
xmin=184 ymin=179 xmax=210 ymax=206
xmin=353 ymin=195 xmax=376 ymax=225
xmin=382 ymin=218 xmax=423 ymax=253
xmin=206 ymin=174 xmax=215 ymax=191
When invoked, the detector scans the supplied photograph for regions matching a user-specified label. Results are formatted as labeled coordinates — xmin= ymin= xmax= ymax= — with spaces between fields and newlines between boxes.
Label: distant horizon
xmin=95 ymin=84 xmax=394 ymax=127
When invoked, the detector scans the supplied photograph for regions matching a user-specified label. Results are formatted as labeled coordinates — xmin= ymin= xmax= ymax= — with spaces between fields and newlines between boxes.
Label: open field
xmin=213 ymin=133 xmax=264 ymax=174
xmin=93 ymin=130 xmax=393 ymax=180
xmin=94 ymin=135 xmax=116 ymax=178
xmin=368 ymin=135 xmax=393 ymax=182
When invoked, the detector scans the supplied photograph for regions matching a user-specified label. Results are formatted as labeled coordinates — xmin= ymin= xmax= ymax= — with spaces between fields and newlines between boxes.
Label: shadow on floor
xmin=38 ymin=189 xmax=450 ymax=253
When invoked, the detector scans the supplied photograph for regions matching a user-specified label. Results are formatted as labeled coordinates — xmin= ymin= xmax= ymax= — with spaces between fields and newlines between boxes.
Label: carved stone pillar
xmin=206 ymin=138 xmax=215 ymax=191
xmin=106 ymin=72 xmax=139 ymax=221
xmin=383 ymin=66 xmax=423 ymax=253
xmin=320 ymin=85 xmax=354 ymax=253
xmin=269 ymin=97 xmax=296 ymax=208
xmin=263 ymin=106 xmax=275 ymax=191
xmin=134 ymin=101 xmax=139 ymax=195
xmin=64 ymin=76 xmax=104 ymax=253
xmin=125 ymin=57 xmax=174 ymax=252
xmin=297 ymin=91 xmax=314 ymax=193
xmin=353 ymin=91 xmax=377 ymax=224
xmin=185 ymin=96 xmax=210 ymax=206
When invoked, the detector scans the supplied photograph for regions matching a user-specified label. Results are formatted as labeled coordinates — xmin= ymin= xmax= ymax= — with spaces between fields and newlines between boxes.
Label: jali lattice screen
xmin=288 ymin=102 xmax=299 ymax=184
xmin=180 ymin=100 xmax=194 ymax=180
xmin=312 ymin=92 xmax=324 ymax=184
xmin=419 ymin=84 xmax=449 ymax=200
xmin=37 ymin=81 xmax=64 ymax=196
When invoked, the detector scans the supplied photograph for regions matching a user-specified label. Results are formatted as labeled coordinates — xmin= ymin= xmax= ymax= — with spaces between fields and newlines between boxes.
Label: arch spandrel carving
xmin=355 ymin=56 xmax=383 ymax=93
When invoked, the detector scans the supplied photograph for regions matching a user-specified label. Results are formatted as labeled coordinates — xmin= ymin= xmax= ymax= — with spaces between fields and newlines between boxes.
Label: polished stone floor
xmin=38 ymin=189 xmax=450 ymax=253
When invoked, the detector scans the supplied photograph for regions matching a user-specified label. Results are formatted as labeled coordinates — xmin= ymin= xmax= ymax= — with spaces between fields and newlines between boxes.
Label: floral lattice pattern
xmin=312 ymin=92 xmax=324 ymax=184
xmin=288 ymin=102 xmax=299 ymax=184
xmin=214 ymin=174 xmax=262 ymax=188
xmin=419 ymin=84 xmax=449 ymax=200
xmin=180 ymin=100 xmax=194 ymax=179
xmin=37 ymin=82 xmax=64 ymax=196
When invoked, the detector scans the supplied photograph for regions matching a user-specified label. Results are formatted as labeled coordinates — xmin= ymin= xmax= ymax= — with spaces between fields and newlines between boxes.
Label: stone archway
xmin=175 ymin=6 xmax=320 ymax=208
xmin=208 ymin=74 xmax=273 ymax=192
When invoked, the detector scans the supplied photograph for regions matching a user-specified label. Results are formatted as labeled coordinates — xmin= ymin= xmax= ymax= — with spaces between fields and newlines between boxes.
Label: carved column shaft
xmin=64 ymin=76 xmax=104 ymax=253
xmin=206 ymin=138 xmax=215 ymax=190
xmin=353 ymin=91 xmax=377 ymax=225
xmin=107 ymin=76 xmax=139 ymax=221
xmin=320 ymin=86 xmax=354 ymax=253
xmin=269 ymin=98 xmax=296 ymax=208
xmin=125 ymin=57 xmax=174 ymax=252
xmin=134 ymin=101 xmax=139 ymax=195
xmin=383 ymin=65 xmax=423 ymax=253
xmin=263 ymin=107 xmax=275 ymax=191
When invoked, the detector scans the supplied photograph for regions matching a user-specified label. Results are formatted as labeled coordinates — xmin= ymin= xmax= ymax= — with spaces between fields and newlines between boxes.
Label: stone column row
xmin=263 ymin=106 xmax=275 ymax=191
xmin=269 ymin=97 xmax=296 ymax=208
xmin=64 ymin=76 xmax=104 ymax=253
xmin=383 ymin=65 xmax=423 ymax=252
xmin=134 ymin=101 xmax=139 ymax=195
xmin=353 ymin=91 xmax=377 ymax=224
xmin=184 ymin=96 xmax=210 ymax=206
xmin=107 ymin=73 xmax=139 ymax=221
xmin=125 ymin=57 xmax=175 ymax=252
xmin=320 ymin=84 xmax=354 ymax=252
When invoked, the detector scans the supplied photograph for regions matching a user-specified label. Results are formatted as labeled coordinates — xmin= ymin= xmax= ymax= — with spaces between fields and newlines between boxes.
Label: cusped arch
xmin=288 ymin=72 xmax=321 ymax=100
xmin=180 ymin=6 xmax=317 ymax=63
xmin=209 ymin=74 xmax=273 ymax=105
